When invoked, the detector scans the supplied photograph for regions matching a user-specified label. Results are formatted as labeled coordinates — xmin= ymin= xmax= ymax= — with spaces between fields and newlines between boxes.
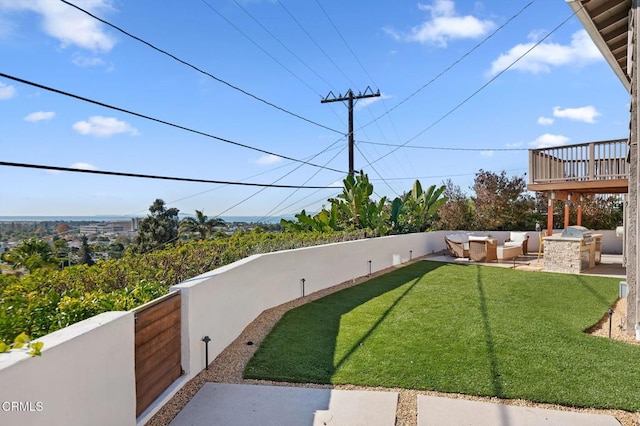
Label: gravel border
xmin=146 ymin=258 xmax=639 ymax=426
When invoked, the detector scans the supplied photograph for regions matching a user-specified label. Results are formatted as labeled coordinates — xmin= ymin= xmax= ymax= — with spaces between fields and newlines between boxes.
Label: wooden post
xmin=564 ymin=200 xmax=570 ymax=229
xmin=547 ymin=196 xmax=554 ymax=236
xmin=577 ymin=194 xmax=582 ymax=226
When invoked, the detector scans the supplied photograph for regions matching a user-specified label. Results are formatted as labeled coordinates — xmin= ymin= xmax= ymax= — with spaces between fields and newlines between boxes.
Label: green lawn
xmin=244 ymin=261 xmax=640 ymax=411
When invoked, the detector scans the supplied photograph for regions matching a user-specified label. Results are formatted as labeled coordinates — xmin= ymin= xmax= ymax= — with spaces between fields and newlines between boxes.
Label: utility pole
xmin=321 ymin=87 xmax=380 ymax=176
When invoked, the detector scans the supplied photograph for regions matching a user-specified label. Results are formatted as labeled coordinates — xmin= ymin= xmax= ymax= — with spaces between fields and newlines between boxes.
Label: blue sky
xmin=0 ymin=0 xmax=630 ymax=218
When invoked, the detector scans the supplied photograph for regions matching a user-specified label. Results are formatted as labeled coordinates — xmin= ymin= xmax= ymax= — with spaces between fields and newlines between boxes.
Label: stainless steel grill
xmin=561 ymin=226 xmax=594 ymax=243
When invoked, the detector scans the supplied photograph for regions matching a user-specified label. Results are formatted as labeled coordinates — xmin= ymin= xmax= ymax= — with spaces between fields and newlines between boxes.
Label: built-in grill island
xmin=542 ymin=226 xmax=603 ymax=274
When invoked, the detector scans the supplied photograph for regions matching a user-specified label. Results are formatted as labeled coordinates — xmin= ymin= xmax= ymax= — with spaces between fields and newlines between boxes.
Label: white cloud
xmin=552 ymin=105 xmax=600 ymax=123
xmin=488 ymin=30 xmax=603 ymax=76
xmin=530 ymin=133 xmax=570 ymax=149
xmin=253 ymin=154 xmax=282 ymax=165
xmin=71 ymin=162 xmax=98 ymax=170
xmin=0 ymin=0 xmax=116 ymax=52
xmin=480 ymin=150 xmax=494 ymax=158
xmin=393 ymin=0 xmax=494 ymax=47
xmin=72 ymin=116 xmax=138 ymax=137
xmin=24 ymin=111 xmax=55 ymax=122
xmin=506 ymin=141 xmax=523 ymax=148
xmin=72 ymin=53 xmax=106 ymax=67
xmin=537 ymin=116 xmax=554 ymax=125
xmin=0 ymin=82 xmax=16 ymax=99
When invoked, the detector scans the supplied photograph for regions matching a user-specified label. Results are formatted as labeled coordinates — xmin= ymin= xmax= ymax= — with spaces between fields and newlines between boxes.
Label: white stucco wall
xmin=4 ymin=228 xmax=620 ymax=424
xmin=0 ymin=311 xmax=136 ymax=426
xmin=172 ymin=231 xmax=447 ymax=378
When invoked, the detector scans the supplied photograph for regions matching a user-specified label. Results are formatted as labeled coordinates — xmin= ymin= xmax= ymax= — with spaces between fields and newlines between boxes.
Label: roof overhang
xmin=566 ymin=0 xmax=631 ymax=92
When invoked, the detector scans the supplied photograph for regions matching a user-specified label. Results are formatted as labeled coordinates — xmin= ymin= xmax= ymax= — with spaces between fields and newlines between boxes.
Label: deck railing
xmin=529 ymin=139 xmax=628 ymax=184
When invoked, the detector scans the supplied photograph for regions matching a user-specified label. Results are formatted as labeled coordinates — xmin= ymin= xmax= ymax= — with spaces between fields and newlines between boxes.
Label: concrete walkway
xmin=170 ymin=383 xmax=621 ymax=426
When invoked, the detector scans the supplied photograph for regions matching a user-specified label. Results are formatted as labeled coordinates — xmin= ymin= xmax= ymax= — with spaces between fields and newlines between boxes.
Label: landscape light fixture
xmin=202 ymin=336 xmax=211 ymax=370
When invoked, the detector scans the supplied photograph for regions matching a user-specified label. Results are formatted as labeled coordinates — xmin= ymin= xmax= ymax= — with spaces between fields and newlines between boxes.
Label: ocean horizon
xmin=0 ymin=215 xmax=292 ymax=224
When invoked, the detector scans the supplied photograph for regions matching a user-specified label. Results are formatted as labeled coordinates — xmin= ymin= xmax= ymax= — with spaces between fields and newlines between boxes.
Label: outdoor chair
xmin=504 ymin=231 xmax=529 ymax=254
xmin=444 ymin=234 xmax=469 ymax=258
xmin=469 ymin=239 xmax=498 ymax=262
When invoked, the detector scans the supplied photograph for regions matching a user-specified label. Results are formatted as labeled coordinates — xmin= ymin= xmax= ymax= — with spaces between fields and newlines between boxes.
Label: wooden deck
xmin=528 ymin=139 xmax=628 ymax=195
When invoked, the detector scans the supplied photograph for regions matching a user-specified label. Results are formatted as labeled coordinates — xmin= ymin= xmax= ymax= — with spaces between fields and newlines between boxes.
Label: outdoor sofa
xmin=445 ymin=233 xmax=497 ymax=261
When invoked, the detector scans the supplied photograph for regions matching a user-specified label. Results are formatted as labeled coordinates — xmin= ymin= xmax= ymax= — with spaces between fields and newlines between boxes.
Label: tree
xmin=133 ymin=199 xmax=180 ymax=253
xmin=77 ymin=235 xmax=94 ymax=266
xmin=471 ymin=170 xmax=535 ymax=230
xmin=393 ymin=180 xmax=447 ymax=233
xmin=179 ymin=210 xmax=225 ymax=240
xmin=52 ymin=238 xmax=70 ymax=267
xmin=106 ymin=242 xmax=125 ymax=259
xmin=328 ymin=171 xmax=388 ymax=233
xmin=55 ymin=223 xmax=71 ymax=236
xmin=434 ymin=180 xmax=473 ymax=230
xmin=2 ymin=238 xmax=55 ymax=273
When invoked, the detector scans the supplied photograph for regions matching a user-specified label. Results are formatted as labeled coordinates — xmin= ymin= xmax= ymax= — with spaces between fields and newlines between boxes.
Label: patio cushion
xmin=446 ymin=233 xmax=468 ymax=244
xmin=507 ymin=232 xmax=528 ymax=243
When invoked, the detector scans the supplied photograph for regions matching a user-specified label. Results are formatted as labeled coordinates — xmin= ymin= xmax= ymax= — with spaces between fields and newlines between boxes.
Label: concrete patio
xmin=426 ymin=252 xmax=626 ymax=279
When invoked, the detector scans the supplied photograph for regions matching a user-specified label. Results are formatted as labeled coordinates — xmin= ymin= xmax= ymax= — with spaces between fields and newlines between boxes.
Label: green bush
xmin=0 ymin=230 xmax=365 ymax=342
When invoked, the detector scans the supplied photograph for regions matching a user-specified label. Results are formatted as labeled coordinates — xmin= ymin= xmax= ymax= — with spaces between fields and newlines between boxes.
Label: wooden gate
xmin=134 ymin=291 xmax=182 ymax=417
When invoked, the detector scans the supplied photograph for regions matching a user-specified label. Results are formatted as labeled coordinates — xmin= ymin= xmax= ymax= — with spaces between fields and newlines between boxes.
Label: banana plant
xmin=393 ymin=180 xmax=447 ymax=233
xmin=328 ymin=171 xmax=376 ymax=229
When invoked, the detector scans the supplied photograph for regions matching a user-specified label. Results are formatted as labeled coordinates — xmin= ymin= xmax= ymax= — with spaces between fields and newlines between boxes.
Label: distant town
xmin=0 ymin=217 xmax=282 ymax=266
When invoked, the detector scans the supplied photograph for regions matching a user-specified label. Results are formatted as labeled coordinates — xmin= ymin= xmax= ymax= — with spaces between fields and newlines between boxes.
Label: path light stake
xmin=301 ymin=278 xmax=306 ymax=297
xmin=608 ymin=308 xmax=614 ymax=338
xmin=368 ymin=260 xmax=372 ymax=276
xmin=410 ymin=250 xmax=413 ymax=261
xmin=202 ymin=336 xmax=211 ymax=370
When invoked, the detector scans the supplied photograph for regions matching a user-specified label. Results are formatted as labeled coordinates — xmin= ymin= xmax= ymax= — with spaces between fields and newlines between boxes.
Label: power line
xmin=313 ymin=0 xmax=368 ymax=91
xmin=369 ymin=168 xmax=528 ymax=181
xmin=0 ymin=161 xmax=336 ymax=189
xmin=358 ymin=0 xmax=536 ymax=133
xmin=358 ymin=140 xmax=527 ymax=151
xmin=228 ymin=0 xmax=335 ymax=90
xmin=276 ymin=0 xmax=358 ymax=89
xmin=354 ymin=143 xmax=400 ymax=198
xmin=309 ymin=0 xmax=417 ymax=177
xmin=160 ymin=145 xmax=344 ymax=208
xmin=60 ymin=0 xmax=341 ymax=135
xmin=0 ymin=72 xmax=347 ymax=174
xmin=255 ymin=143 xmax=347 ymax=221
xmin=369 ymin=8 xmax=576 ymax=167
xmin=197 ymin=0 xmax=324 ymax=98
xmin=321 ymin=87 xmax=380 ymax=175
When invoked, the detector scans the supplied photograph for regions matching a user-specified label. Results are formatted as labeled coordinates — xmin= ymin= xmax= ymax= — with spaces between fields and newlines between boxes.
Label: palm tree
xmin=179 ymin=210 xmax=225 ymax=240
xmin=2 ymin=237 xmax=55 ymax=272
